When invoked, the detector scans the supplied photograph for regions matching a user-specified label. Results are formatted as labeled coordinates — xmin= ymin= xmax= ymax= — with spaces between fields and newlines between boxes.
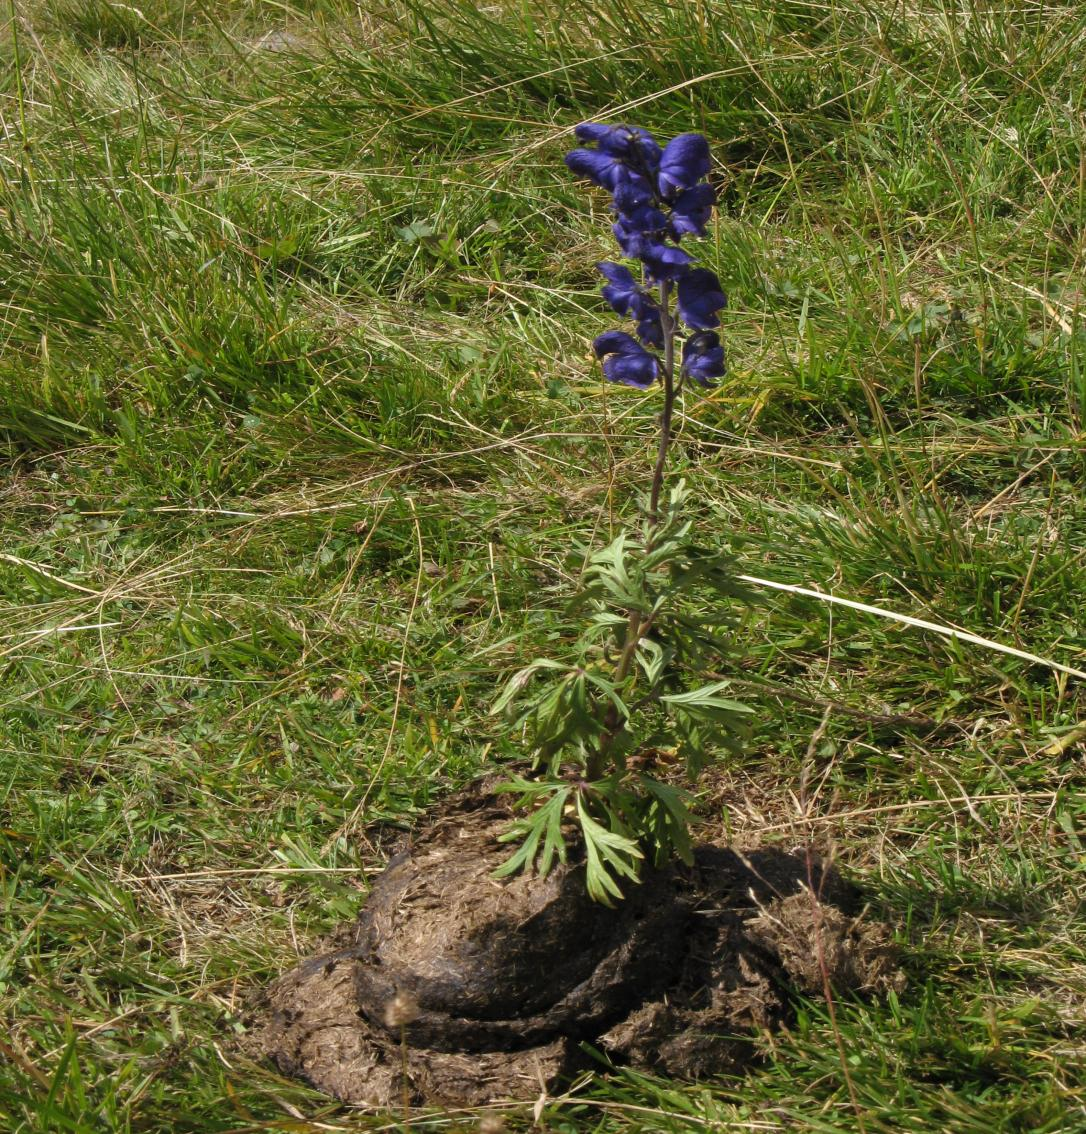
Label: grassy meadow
xmin=2 ymin=0 xmax=1086 ymax=1129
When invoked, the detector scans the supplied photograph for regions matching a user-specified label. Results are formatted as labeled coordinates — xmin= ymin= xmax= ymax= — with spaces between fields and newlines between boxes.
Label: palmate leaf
xmin=493 ymin=784 xmax=571 ymax=879
xmin=489 ymin=658 xmax=568 ymax=719
xmin=587 ymin=531 xmax=631 ymax=581
xmin=493 ymin=660 xmax=630 ymax=734
xmin=584 ymin=532 xmax=661 ymax=613
xmin=639 ymin=776 xmax=695 ymax=866
xmin=491 ymin=660 xmax=632 ymax=769
xmin=661 ymin=680 xmax=752 ymax=723
xmin=576 ymin=795 xmax=643 ymax=905
xmin=636 ymin=634 xmax=668 ymax=685
xmin=588 ymin=609 xmax=628 ymax=636
xmin=673 ymin=562 xmax=752 ymax=604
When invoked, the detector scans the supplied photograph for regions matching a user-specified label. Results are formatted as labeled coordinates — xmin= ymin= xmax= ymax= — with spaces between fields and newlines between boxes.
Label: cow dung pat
xmin=245 ymin=792 xmax=901 ymax=1106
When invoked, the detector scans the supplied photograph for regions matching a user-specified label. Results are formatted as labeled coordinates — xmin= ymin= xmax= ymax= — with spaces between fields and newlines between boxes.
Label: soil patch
xmin=245 ymin=790 xmax=901 ymax=1106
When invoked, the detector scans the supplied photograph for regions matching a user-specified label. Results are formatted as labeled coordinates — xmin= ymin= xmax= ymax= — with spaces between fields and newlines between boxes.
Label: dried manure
xmin=246 ymin=792 xmax=900 ymax=1106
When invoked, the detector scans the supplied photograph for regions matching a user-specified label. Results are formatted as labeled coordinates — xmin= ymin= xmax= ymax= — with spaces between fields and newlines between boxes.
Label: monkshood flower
xmin=597 ymin=261 xmax=646 ymax=318
xmin=681 ymin=331 xmax=727 ymax=387
xmin=598 ymin=262 xmax=664 ymax=347
xmin=640 ymin=242 xmax=692 ymax=284
xmin=670 ymin=183 xmax=716 ymax=238
xmin=573 ymin=122 xmax=660 ymax=159
xmin=564 ymin=147 xmax=626 ymax=191
xmin=657 ymin=134 xmax=711 ymax=197
xmin=565 ymin=122 xmax=726 ymax=390
xmin=593 ymin=330 xmax=660 ymax=389
xmin=677 ymin=268 xmax=727 ymax=329
xmin=636 ymin=308 xmax=665 ymax=349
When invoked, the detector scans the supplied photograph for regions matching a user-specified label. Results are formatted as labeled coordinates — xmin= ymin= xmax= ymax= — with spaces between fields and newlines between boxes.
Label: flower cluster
xmin=565 ymin=124 xmax=726 ymax=390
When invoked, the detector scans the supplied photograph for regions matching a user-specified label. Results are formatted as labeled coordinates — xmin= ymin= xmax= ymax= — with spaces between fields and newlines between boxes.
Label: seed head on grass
xmin=383 ymin=990 xmax=420 ymax=1030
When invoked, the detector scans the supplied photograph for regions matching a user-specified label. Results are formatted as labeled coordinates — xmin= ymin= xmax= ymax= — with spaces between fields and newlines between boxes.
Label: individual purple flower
xmin=669 ymin=183 xmax=716 ymax=238
xmin=658 ymin=134 xmax=711 ymax=198
xmin=636 ymin=308 xmax=664 ymax=348
xmin=611 ymin=223 xmax=640 ymax=259
xmin=575 ymin=123 xmax=661 ymax=167
xmin=612 ymin=199 xmax=668 ymax=257
xmin=564 ymin=148 xmax=625 ymax=190
xmin=677 ymin=268 xmax=727 ymax=329
xmin=596 ymin=264 xmax=663 ymax=348
xmin=641 ymin=241 xmax=692 ymax=283
xmin=681 ymin=331 xmax=726 ymax=387
xmin=593 ymin=330 xmax=660 ymax=389
xmin=597 ymin=261 xmax=643 ymax=316
xmin=574 ymin=122 xmax=624 ymax=147
xmin=612 ymin=174 xmax=656 ymax=213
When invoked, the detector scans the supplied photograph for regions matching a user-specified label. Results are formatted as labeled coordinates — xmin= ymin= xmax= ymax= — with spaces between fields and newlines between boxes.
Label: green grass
xmin=2 ymin=0 xmax=1086 ymax=1129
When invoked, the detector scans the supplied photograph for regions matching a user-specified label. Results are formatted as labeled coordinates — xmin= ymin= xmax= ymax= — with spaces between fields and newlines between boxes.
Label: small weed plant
xmin=494 ymin=124 xmax=752 ymax=902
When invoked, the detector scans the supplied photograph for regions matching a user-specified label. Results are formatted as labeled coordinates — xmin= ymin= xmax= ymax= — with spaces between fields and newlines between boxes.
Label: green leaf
xmin=493 ymin=786 xmax=570 ymax=879
xmin=576 ymin=795 xmax=642 ymax=906
xmin=494 ymin=774 xmax=564 ymax=802
xmin=639 ymin=777 xmax=695 ymax=866
xmin=492 ymin=816 xmax=544 ymax=878
xmin=539 ymin=787 xmax=569 ymax=875
xmin=635 ymin=635 xmax=668 ymax=685
xmin=584 ymin=532 xmax=653 ymax=609
xmin=662 ymin=681 xmax=753 ymax=721
xmin=489 ymin=658 xmax=568 ymax=717
xmin=396 ymin=219 xmax=437 ymax=243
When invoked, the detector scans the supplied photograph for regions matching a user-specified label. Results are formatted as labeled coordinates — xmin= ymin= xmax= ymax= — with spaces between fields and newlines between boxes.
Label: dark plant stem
xmin=587 ymin=282 xmax=677 ymax=780
xmin=649 ymin=280 xmax=677 ymax=529
xmin=399 ymin=1022 xmax=411 ymax=1128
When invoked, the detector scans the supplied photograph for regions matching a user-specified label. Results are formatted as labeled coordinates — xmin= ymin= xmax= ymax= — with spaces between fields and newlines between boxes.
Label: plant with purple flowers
xmin=492 ymin=124 xmax=751 ymax=903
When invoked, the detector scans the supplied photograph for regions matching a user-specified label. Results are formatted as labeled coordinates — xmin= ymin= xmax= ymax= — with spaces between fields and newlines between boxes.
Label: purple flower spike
xmin=567 ymin=121 xmax=724 ymax=393
xmin=670 ymin=183 xmax=716 ymax=238
xmin=594 ymin=330 xmax=660 ymax=389
xmin=677 ymin=268 xmax=727 ymax=329
xmin=658 ymin=133 xmax=711 ymax=198
xmin=681 ymin=331 xmax=726 ymax=387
